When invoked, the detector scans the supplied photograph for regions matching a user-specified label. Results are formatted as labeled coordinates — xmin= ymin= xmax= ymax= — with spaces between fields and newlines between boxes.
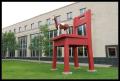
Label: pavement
xmin=2 ymin=59 xmax=112 ymax=67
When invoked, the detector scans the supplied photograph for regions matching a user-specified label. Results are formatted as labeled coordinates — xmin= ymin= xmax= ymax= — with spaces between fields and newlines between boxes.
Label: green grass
xmin=2 ymin=60 xmax=118 ymax=79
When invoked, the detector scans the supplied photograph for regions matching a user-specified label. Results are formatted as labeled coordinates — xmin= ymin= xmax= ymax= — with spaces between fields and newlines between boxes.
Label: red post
xmin=87 ymin=45 xmax=94 ymax=71
xmin=52 ymin=46 xmax=57 ymax=70
xmin=86 ymin=10 xmax=95 ymax=71
xmin=73 ymin=46 xmax=79 ymax=69
xmin=64 ymin=43 xmax=70 ymax=72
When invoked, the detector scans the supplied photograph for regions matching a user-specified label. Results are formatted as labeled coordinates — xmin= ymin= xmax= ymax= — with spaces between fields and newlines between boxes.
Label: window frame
xmin=55 ymin=15 xmax=61 ymax=23
xmin=77 ymin=24 xmax=86 ymax=36
xmin=46 ymin=18 xmax=51 ymax=25
xmin=78 ymin=46 xmax=88 ymax=57
xmin=31 ymin=23 xmax=34 ymax=29
xmin=24 ymin=25 xmax=27 ymax=31
xmin=80 ymin=8 xmax=86 ymax=15
xmin=106 ymin=45 xmax=118 ymax=58
xmin=19 ymin=27 xmax=21 ymax=32
xmin=67 ymin=12 xmax=72 ymax=20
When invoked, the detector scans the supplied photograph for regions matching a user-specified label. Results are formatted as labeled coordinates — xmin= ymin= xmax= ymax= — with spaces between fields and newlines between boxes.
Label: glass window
xmin=31 ymin=23 xmax=34 ymax=29
xmin=56 ymin=16 xmax=61 ymax=23
xmin=19 ymin=27 xmax=21 ymax=32
xmin=67 ymin=26 xmax=73 ymax=34
xmin=57 ymin=47 xmax=62 ymax=57
xmin=36 ymin=50 xmax=39 ymax=57
xmin=18 ymin=36 xmax=27 ymax=57
xmin=78 ymin=46 xmax=87 ymax=57
xmin=53 ymin=30 xmax=57 ymax=37
xmin=69 ymin=47 xmax=73 ymax=57
xmin=24 ymin=25 xmax=27 ymax=31
xmin=77 ymin=24 xmax=86 ymax=36
xmin=80 ymin=8 xmax=86 ymax=15
xmin=46 ymin=18 xmax=51 ymax=25
xmin=106 ymin=45 xmax=118 ymax=58
xmin=67 ymin=12 xmax=72 ymax=20
xmin=49 ymin=30 xmax=53 ymax=38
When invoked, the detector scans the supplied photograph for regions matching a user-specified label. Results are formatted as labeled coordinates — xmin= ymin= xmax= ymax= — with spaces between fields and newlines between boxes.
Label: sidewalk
xmin=3 ymin=59 xmax=112 ymax=67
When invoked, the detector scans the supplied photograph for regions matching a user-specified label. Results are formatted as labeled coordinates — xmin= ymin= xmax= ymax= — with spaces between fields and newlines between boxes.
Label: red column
xmin=86 ymin=9 xmax=95 ymax=71
xmin=73 ymin=46 xmax=79 ymax=69
xmin=52 ymin=46 xmax=57 ymax=70
xmin=64 ymin=44 xmax=70 ymax=72
xmin=87 ymin=45 xmax=95 ymax=71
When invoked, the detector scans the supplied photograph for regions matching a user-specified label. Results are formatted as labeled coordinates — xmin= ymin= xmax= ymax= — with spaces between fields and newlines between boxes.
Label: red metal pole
xmin=87 ymin=45 xmax=94 ymax=70
xmin=73 ymin=46 xmax=79 ymax=69
xmin=52 ymin=45 xmax=57 ymax=70
xmin=64 ymin=44 xmax=70 ymax=72
xmin=86 ymin=9 xmax=95 ymax=71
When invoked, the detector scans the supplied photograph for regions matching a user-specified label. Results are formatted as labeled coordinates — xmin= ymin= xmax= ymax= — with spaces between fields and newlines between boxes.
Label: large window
xmin=57 ymin=47 xmax=62 ymax=57
xmin=69 ymin=47 xmax=73 ymax=57
xmin=18 ymin=36 xmax=27 ymax=57
xmin=78 ymin=46 xmax=88 ymax=57
xmin=106 ymin=45 xmax=118 ymax=58
xmin=67 ymin=12 xmax=72 ymax=20
xmin=69 ymin=46 xmax=88 ymax=57
xmin=77 ymin=24 xmax=86 ymax=36
xmin=9 ymin=50 xmax=15 ymax=58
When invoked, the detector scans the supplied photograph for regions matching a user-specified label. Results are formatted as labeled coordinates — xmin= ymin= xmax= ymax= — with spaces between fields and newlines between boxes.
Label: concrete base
xmin=51 ymin=68 xmax=57 ymax=71
xmin=74 ymin=67 xmax=80 ymax=70
xmin=62 ymin=72 xmax=72 ymax=74
xmin=88 ymin=70 xmax=96 ymax=72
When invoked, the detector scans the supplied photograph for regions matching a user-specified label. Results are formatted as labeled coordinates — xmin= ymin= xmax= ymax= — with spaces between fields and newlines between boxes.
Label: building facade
xmin=2 ymin=2 xmax=118 ymax=66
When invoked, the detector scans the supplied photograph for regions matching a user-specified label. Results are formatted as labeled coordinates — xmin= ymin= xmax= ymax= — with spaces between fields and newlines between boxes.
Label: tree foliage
xmin=29 ymin=24 xmax=51 ymax=57
xmin=39 ymin=24 xmax=50 ymax=56
xmin=2 ymin=32 xmax=18 ymax=57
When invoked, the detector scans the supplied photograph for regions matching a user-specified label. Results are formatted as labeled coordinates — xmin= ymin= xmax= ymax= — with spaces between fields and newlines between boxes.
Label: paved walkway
xmin=2 ymin=59 xmax=112 ymax=67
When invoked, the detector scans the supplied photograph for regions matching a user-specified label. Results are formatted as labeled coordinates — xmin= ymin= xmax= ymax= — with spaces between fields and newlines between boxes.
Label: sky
xmin=2 ymin=2 xmax=75 ymax=28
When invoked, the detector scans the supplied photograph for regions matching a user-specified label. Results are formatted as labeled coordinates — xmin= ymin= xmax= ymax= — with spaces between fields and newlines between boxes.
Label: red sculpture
xmin=51 ymin=9 xmax=95 ymax=74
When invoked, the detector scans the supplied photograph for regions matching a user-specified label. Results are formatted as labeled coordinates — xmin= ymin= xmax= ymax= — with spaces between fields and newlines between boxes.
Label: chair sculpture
xmin=51 ymin=9 xmax=95 ymax=74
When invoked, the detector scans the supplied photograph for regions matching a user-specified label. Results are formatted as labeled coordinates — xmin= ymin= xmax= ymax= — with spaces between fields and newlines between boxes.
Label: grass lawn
xmin=2 ymin=59 xmax=118 ymax=79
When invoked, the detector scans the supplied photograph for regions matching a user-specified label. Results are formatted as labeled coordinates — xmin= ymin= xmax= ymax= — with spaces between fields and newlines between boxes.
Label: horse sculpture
xmin=53 ymin=16 xmax=69 ymax=35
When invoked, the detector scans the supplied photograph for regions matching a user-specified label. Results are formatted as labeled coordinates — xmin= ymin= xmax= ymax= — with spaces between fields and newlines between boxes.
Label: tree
xmin=29 ymin=24 xmax=51 ymax=60
xmin=2 ymin=33 xmax=7 ymax=58
xmin=29 ymin=35 xmax=41 ymax=60
xmin=39 ymin=24 xmax=51 ymax=57
xmin=2 ymin=32 xmax=19 ymax=58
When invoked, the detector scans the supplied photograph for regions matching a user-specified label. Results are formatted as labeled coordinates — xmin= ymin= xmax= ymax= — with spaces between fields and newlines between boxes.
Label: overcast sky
xmin=2 ymin=2 xmax=75 ymax=28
